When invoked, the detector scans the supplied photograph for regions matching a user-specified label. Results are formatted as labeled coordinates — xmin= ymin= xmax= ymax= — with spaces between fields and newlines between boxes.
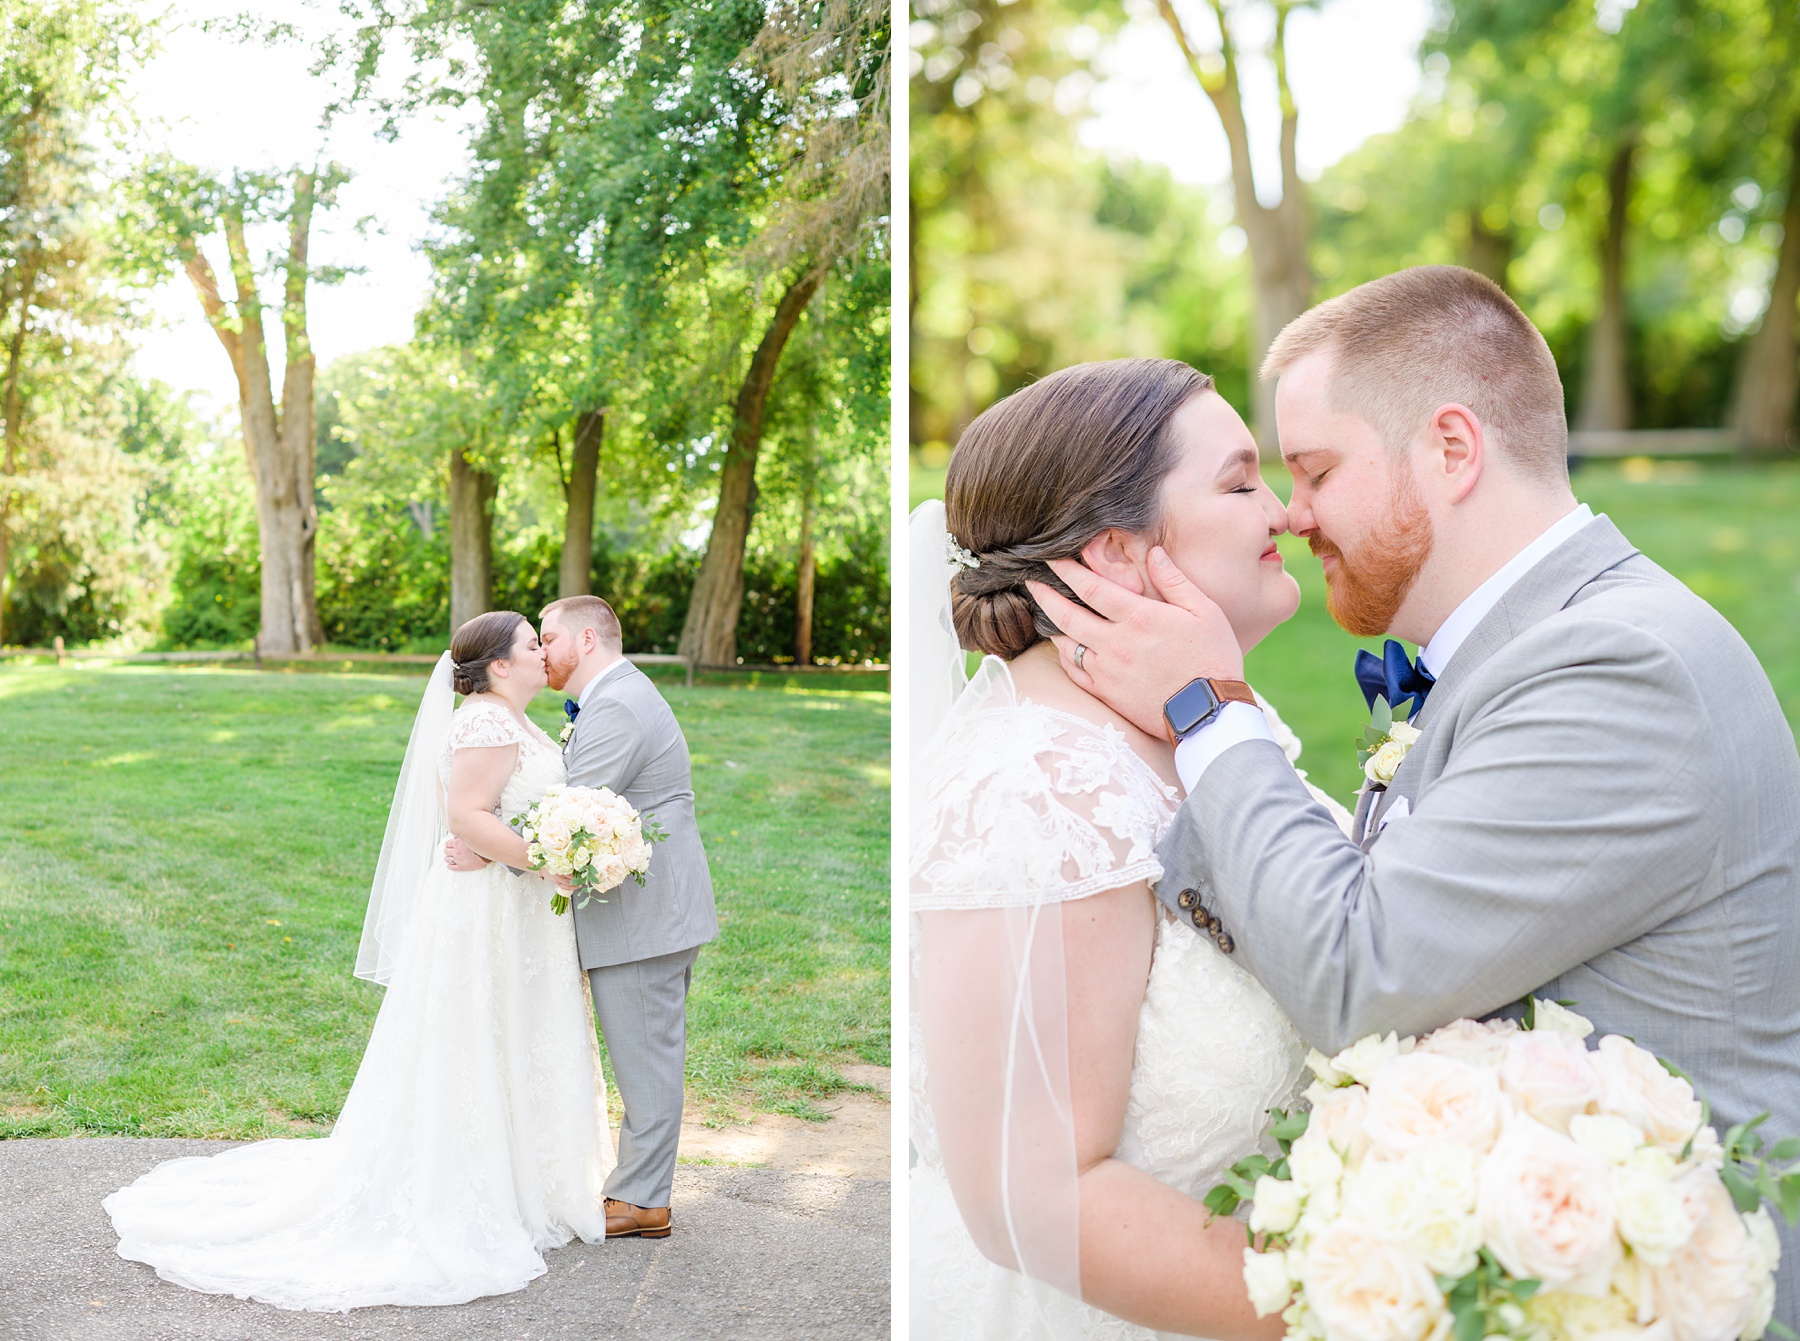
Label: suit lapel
xmin=1412 ymin=516 xmax=1640 ymax=733
xmin=1360 ymin=516 xmax=1639 ymax=845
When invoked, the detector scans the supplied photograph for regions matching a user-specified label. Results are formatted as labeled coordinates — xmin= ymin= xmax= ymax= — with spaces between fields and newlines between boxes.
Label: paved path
xmin=0 ymin=1139 xmax=890 ymax=1340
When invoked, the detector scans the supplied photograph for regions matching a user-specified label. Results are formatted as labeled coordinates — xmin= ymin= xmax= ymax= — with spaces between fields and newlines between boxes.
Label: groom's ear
xmin=1079 ymin=529 xmax=1148 ymax=596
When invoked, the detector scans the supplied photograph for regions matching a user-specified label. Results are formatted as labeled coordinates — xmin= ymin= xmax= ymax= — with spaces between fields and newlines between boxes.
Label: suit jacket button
xmin=1190 ymin=909 xmax=1206 ymax=929
xmin=1177 ymin=888 xmax=1198 ymax=909
xmin=1216 ymin=933 xmax=1235 ymax=954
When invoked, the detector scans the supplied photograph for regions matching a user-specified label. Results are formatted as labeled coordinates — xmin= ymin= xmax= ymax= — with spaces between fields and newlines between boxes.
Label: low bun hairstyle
xmin=945 ymin=358 xmax=1214 ymax=660
xmin=449 ymin=610 xmax=529 ymax=695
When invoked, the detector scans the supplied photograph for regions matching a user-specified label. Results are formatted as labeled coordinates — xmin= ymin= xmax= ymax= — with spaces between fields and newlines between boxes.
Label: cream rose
xmin=1290 ymin=1135 xmax=1347 ymax=1199
xmin=1307 ymin=1084 xmax=1373 ymax=1167
xmin=1417 ymin=1017 xmax=1520 ymax=1069
xmin=1534 ymin=999 xmax=1597 ymax=1040
xmin=1345 ymin=1147 xmax=1481 ymax=1277
xmin=1308 ymin=1048 xmax=1349 ymax=1088
xmin=1593 ymin=1036 xmax=1708 ymax=1155
xmin=1500 ymin=1031 xmax=1602 ymax=1132
xmin=1363 ymin=1052 xmax=1504 ymax=1157
xmin=1251 ymin=1175 xmax=1304 ymax=1236
xmin=1245 ymin=1247 xmax=1295 ymax=1316
xmin=1478 ymin=1118 xmax=1621 ymax=1293
xmin=1302 ymin=1221 xmax=1449 ymax=1341
xmin=1648 ymin=1171 xmax=1759 ymax=1341
xmin=1612 ymin=1148 xmax=1693 ymax=1267
xmin=1571 ymin=1113 xmax=1646 ymax=1165
xmin=1365 ymin=739 xmax=1410 ymax=786
xmin=1332 ymin=1032 xmax=1407 ymax=1086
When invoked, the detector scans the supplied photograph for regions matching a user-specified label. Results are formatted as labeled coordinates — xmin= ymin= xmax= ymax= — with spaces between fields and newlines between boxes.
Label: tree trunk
xmin=679 ymin=269 xmax=824 ymax=665
xmin=181 ymin=171 xmax=323 ymax=654
xmin=1577 ymin=135 xmax=1637 ymax=433
xmin=559 ymin=408 xmax=605 ymax=599
xmin=0 ymin=258 xmax=40 ymax=648
xmin=1156 ymin=0 xmax=1311 ymax=451
xmin=1465 ymin=215 xmax=1513 ymax=291
xmin=795 ymin=450 xmax=816 ymax=666
xmin=1730 ymin=114 xmax=1800 ymax=452
xmin=449 ymin=442 xmax=497 ymax=633
xmin=281 ymin=170 xmax=324 ymax=649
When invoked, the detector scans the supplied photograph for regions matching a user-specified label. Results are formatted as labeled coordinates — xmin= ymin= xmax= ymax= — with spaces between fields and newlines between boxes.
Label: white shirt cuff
xmin=1173 ymin=701 xmax=1276 ymax=794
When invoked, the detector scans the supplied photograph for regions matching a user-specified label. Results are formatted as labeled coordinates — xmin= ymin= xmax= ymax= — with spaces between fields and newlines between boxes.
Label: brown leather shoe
xmin=605 ymin=1198 xmax=671 ymax=1239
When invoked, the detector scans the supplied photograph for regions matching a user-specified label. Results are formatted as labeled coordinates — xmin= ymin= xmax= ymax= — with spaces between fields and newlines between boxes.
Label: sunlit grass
xmin=0 ymin=664 xmax=889 ymax=1137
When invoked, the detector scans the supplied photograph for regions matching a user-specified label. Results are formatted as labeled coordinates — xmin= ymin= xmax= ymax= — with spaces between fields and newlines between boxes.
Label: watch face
xmin=1165 ymin=678 xmax=1223 ymax=737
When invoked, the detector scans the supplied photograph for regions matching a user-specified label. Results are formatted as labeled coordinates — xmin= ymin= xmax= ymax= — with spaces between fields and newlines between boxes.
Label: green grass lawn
xmin=0 ymin=665 xmax=889 ymax=1139
xmin=912 ymin=454 xmax=1800 ymax=804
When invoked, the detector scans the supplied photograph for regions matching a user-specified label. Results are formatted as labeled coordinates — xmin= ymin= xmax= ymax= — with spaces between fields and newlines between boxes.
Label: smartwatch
xmin=1162 ymin=677 xmax=1258 ymax=747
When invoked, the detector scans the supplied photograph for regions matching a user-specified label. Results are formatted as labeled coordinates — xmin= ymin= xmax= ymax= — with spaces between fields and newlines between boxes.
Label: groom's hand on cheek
xmin=1029 ymin=549 xmax=1243 ymax=740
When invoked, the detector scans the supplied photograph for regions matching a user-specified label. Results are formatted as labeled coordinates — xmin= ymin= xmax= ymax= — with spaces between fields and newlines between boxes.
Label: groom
xmin=1032 ymin=265 xmax=1800 ymax=1328
xmin=448 ymin=595 xmax=717 ymax=1239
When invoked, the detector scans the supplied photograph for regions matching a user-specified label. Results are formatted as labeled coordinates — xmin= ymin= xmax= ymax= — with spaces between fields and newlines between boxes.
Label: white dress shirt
xmin=1174 ymin=503 xmax=1597 ymax=794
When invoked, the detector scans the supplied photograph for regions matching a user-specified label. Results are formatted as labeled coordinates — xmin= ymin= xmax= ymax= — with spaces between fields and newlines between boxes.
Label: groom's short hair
xmin=1261 ymin=266 xmax=1569 ymax=484
xmin=541 ymin=595 xmax=623 ymax=652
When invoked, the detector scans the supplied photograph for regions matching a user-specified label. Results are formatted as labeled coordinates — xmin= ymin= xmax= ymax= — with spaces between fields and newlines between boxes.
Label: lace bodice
xmin=910 ymin=663 xmax=1332 ymax=1339
xmin=438 ymin=698 xmax=567 ymax=820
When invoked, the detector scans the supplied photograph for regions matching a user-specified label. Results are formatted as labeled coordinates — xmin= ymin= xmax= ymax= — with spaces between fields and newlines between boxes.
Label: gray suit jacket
xmin=563 ymin=661 xmax=718 ymax=970
xmin=1157 ymin=517 xmax=1800 ymax=1329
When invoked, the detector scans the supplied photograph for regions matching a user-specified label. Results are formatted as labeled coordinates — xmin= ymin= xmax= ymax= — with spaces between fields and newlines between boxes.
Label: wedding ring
xmin=1074 ymin=643 xmax=1088 ymax=671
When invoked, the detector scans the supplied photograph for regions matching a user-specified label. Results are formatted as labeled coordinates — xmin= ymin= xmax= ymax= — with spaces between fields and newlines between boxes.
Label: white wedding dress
xmin=104 ymin=696 xmax=616 ymax=1311
xmin=910 ymin=658 xmax=1351 ymax=1340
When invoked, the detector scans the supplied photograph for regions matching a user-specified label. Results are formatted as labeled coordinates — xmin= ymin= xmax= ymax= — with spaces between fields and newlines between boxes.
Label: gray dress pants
xmin=587 ymin=945 xmax=699 ymax=1208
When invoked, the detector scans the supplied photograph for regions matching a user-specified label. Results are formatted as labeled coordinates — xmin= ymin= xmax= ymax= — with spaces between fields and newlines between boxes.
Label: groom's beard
xmin=1310 ymin=478 xmax=1435 ymax=638
xmin=544 ymin=645 xmax=578 ymax=692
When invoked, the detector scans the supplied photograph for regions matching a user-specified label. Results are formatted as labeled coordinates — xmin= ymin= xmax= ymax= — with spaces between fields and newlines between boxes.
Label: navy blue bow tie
xmin=563 ymin=699 xmax=580 ymax=722
xmin=1355 ymin=640 xmax=1435 ymax=718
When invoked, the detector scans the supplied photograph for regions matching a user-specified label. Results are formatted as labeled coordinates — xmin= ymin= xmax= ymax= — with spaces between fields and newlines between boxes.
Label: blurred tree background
xmin=1 ymin=0 xmax=890 ymax=665
xmin=910 ymin=0 xmax=1800 ymax=473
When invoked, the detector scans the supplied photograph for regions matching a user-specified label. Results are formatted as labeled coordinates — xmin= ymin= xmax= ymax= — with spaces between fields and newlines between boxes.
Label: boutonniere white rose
xmin=558 ymin=721 xmax=576 ymax=747
xmin=1357 ymin=695 xmax=1421 ymax=789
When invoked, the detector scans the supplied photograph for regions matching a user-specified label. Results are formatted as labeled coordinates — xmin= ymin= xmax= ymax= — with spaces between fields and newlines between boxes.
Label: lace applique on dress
xmin=910 ymin=698 xmax=1179 ymax=912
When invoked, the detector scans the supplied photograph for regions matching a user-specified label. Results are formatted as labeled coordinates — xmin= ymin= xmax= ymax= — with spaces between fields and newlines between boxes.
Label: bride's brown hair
xmin=449 ymin=611 xmax=528 ymax=695
xmin=945 ymin=358 xmax=1214 ymax=660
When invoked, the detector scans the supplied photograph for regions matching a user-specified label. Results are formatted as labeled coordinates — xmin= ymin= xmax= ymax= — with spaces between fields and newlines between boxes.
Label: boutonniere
xmin=558 ymin=721 xmax=576 ymax=747
xmin=1357 ymin=696 xmax=1421 ymax=789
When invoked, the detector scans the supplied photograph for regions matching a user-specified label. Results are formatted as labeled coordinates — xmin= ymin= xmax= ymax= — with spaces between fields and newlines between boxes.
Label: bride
xmin=105 ymin=611 xmax=615 ymax=1311
xmin=910 ymin=358 xmax=1351 ymax=1339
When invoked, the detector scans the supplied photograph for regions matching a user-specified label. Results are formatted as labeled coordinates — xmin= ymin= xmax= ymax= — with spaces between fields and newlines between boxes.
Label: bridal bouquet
xmin=1212 ymin=1001 xmax=1797 ymax=1341
xmin=514 ymin=785 xmax=666 ymax=915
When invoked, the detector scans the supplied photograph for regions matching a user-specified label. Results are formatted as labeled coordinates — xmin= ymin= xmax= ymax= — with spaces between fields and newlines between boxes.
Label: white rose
xmin=1534 ymin=999 xmax=1597 ymax=1040
xmin=1592 ymin=1036 xmax=1708 ymax=1155
xmin=1365 ymin=739 xmax=1410 ymax=786
xmin=1612 ymin=1148 xmax=1694 ymax=1267
xmin=1388 ymin=720 xmax=1421 ymax=747
xmin=1333 ymin=1032 xmax=1406 ymax=1086
xmin=1302 ymin=1221 xmax=1450 ymax=1341
xmin=1417 ymin=1017 xmax=1519 ymax=1069
xmin=1526 ymin=1288 xmax=1653 ymax=1341
xmin=1307 ymin=1084 xmax=1373 ymax=1167
xmin=1478 ymin=1118 xmax=1621 ymax=1293
xmin=1500 ymin=1030 xmax=1602 ymax=1132
xmin=1363 ymin=1052 xmax=1504 ymax=1157
xmin=1346 ymin=1148 xmax=1481 ymax=1277
xmin=1648 ymin=1171 xmax=1759 ymax=1341
xmin=1289 ymin=1134 xmax=1347 ymax=1198
xmin=1250 ymin=1175 xmax=1303 ymax=1236
xmin=1307 ymin=1049 xmax=1348 ymax=1087
xmin=1571 ymin=1113 xmax=1647 ymax=1165
xmin=1244 ymin=1247 xmax=1294 ymax=1316
xmin=1743 ymin=1208 xmax=1780 ymax=1341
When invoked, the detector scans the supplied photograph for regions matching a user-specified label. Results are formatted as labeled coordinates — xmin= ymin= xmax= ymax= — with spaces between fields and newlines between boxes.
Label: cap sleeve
xmin=910 ymin=702 xmax=1179 ymax=911
xmin=446 ymin=700 xmax=528 ymax=752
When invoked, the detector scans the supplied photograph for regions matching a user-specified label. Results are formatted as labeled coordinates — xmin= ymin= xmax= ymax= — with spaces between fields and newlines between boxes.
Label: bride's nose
xmin=1262 ymin=485 xmax=1291 ymax=536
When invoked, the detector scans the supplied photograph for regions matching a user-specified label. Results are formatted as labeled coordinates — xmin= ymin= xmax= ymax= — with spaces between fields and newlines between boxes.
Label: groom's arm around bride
xmin=541 ymin=596 xmax=718 ymax=1227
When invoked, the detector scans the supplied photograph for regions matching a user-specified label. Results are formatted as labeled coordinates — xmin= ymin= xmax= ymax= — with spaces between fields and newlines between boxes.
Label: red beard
xmin=1310 ymin=475 xmax=1435 ymax=638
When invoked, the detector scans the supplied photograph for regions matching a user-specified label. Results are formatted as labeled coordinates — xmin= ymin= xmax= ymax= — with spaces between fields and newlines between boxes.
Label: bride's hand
xmin=549 ymin=873 xmax=573 ymax=893
xmin=1029 ymin=547 xmax=1244 ymax=739
xmin=443 ymin=836 xmax=491 ymax=872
